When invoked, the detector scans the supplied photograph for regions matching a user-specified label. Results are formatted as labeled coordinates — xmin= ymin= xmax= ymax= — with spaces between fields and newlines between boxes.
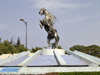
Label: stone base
xmin=41 ymin=49 xmax=65 ymax=55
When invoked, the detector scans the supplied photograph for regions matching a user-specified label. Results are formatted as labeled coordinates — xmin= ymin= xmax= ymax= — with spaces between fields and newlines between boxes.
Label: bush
xmin=70 ymin=45 xmax=100 ymax=58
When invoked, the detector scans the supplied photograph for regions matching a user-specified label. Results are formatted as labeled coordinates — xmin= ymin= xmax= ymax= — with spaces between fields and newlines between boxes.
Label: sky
xmin=0 ymin=0 xmax=100 ymax=50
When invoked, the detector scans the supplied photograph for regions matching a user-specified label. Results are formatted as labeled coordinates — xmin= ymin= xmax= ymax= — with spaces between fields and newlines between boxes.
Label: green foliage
xmin=70 ymin=45 xmax=100 ymax=58
xmin=58 ymin=46 xmax=63 ymax=49
xmin=10 ymin=36 xmax=14 ymax=45
xmin=17 ymin=45 xmax=26 ymax=52
xmin=70 ymin=45 xmax=86 ymax=52
xmin=0 ymin=38 xmax=1 ymax=43
xmin=16 ymin=37 xmax=20 ymax=47
xmin=31 ymin=47 xmax=42 ymax=53
xmin=0 ymin=40 xmax=13 ymax=54
xmin=0 ymin=37 xmax=27 ymax=55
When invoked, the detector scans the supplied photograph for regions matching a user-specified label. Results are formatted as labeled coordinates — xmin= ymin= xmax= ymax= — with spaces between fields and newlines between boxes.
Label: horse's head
xmin=39 ymin=8 xmax=46 ymax=15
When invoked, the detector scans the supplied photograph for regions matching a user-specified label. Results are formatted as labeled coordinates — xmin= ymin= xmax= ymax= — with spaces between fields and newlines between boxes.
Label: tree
xmin=0 ymin=38 xmax=1 ymax=43
xmin=17 ymin=45 xmax=26 ymax=52
xmin=0 ymin=40 xmax=14 ymax=54
xmin=70 ymin=45 xmax=100 ymax=58
xmin=4 ymin=40 xmax=14 ymax=53
xmin=16 ymin=37 xmax=20 ymax=47
xmin=70 ymin=45 xmax=85 ymax=52
xmin=0 ymin=37 xmax=29 ymax=55
xmin=10 ymin=36 xmax=14 ymax=45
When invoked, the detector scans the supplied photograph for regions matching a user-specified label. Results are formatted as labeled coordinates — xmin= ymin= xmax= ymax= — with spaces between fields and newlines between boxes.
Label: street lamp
xmin=20 ymin=19 xmax=27 ymax=51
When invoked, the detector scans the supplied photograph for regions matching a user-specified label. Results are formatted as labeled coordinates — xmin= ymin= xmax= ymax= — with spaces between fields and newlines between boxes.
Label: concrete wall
xmin=1 ymin=54 xmax=12 ymax=59
xmin=0 ymin=55 xmax=2 ymax=60
xmin=28 ymin=53 xmax=34 ymax=56
xmin=0 ymin=53 xmax=33 ymax=59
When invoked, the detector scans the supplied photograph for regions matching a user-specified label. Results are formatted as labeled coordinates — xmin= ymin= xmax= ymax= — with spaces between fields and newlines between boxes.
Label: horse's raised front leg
xmin=39 ymin=20 xmax=43 ymax=29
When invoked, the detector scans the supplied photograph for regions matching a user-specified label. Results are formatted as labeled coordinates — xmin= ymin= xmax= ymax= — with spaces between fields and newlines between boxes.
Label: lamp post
xmin=20 ymin=19 xmax=27 ymax=51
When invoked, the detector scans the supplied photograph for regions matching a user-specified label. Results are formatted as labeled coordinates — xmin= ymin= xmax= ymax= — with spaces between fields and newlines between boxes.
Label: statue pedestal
xmin=41 ymin=49 xmax=65 ymax=55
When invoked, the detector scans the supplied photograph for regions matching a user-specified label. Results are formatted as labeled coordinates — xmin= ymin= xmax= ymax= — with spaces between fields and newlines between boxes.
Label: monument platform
xmin=0 ymin=49 xmax=100 ymax=74
xmin=41 ymin=49 xmax=65 ymax=55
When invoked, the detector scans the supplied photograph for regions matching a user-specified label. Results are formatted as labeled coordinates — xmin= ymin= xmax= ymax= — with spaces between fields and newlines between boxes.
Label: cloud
xmin=96 ymin=21 xmax=100 ymax=25
xmin=61 ymin=12 xmax=100 ymax=25
xmin=0 ymin=23 xmax=8 ymax=30
xmin=65 ymin=18 xmax=85 ymax=23
xmin=30 ymin=0 xmax=91 ymax=10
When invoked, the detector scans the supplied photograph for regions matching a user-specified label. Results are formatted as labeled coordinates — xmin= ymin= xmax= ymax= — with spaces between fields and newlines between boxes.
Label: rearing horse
xmin=39 ymin=8 xmax=60 ymax=49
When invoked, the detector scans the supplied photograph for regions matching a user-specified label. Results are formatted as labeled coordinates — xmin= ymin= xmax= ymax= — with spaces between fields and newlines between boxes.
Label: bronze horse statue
xmin=39 ymin=8 xmax=59 ymax=49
